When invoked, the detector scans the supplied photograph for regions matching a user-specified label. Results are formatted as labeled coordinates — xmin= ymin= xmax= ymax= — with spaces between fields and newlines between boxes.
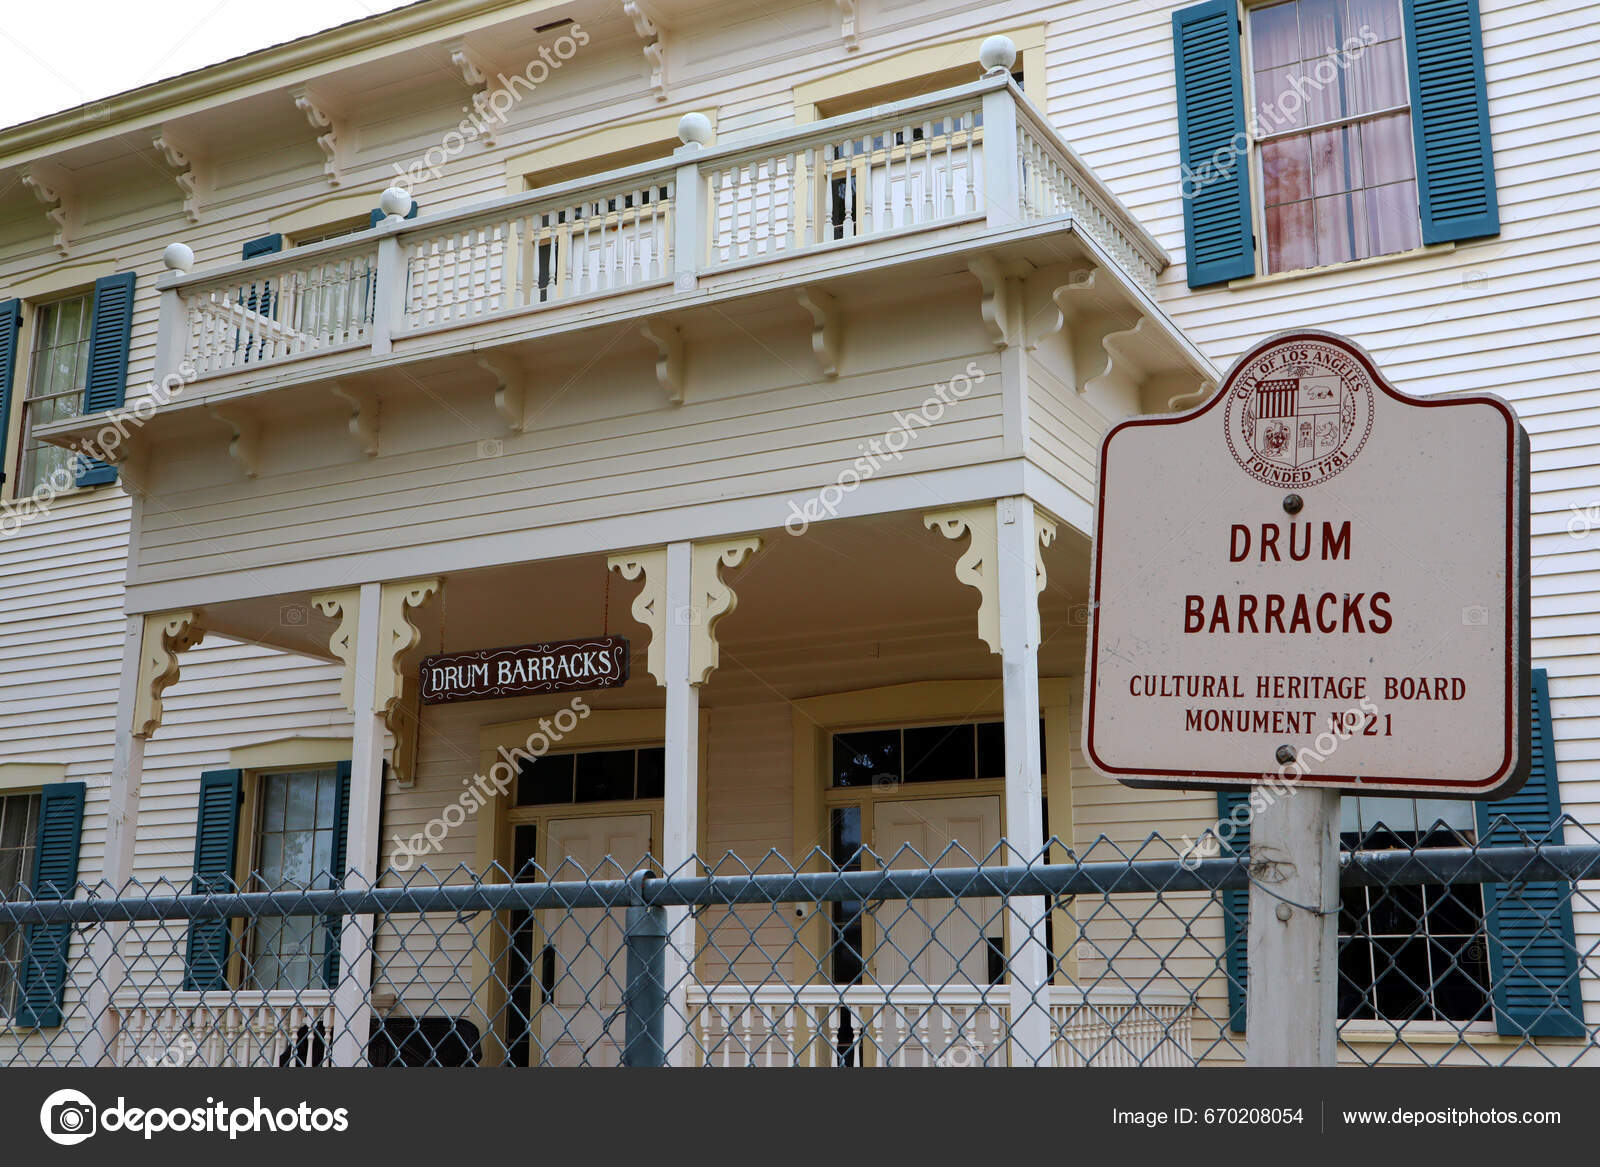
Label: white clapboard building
xmin=0 ymin=0 xmax=1593 ymax=1066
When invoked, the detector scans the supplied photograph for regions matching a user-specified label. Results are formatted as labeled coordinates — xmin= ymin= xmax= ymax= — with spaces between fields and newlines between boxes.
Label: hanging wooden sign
xmin=419 ymin=636 xmax=630 ymax=703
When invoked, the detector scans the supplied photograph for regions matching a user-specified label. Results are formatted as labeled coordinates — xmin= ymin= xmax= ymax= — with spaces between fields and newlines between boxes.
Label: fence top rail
xmin=3 ymin=842 xmax=1596 ymax=926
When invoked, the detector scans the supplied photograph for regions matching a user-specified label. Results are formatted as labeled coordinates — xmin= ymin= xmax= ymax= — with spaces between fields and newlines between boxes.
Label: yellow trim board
xmin=503 ymin=110 xmax=717 ymax=194
xmin=229 ymin=737 xmax=353 ymax=769
xmin=0 ymin=763 xmax=68 ymax=791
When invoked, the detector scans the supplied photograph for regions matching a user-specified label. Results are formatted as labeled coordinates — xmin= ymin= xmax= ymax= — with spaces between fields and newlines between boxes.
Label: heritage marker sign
xmin=1084 ymin=330 xmax=1530 ymax=797
xmin=420 ymin=636 xmax=629 ymax=703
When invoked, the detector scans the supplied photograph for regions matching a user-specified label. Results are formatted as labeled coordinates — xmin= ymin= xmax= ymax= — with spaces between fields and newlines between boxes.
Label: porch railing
xmin=154 ymin=70 xmax=1168 ymax=386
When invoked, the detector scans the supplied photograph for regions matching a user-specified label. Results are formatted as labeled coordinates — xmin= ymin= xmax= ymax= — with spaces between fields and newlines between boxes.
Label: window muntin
xmin=245 ymin=767 xmax=341 ymax=992
xmin=0 ymin=792 xmax=41 ymax=1018
xmin=1337 ymin=797 xmax=1491 ymax=1023
xmin=831 ymin=720 xmax=1031 ymax=787
xmin=19 ymin=293 xmax=93 ymax=494
xmin=1250 ymin=0 xmax=1420 ymax=273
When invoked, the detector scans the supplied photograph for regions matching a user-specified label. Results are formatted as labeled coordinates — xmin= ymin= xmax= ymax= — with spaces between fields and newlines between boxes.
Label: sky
xmin=0 ymin=0 xmax=420 ymax=129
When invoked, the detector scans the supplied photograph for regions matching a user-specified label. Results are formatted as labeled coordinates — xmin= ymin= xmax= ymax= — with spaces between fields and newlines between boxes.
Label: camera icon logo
xmin=477 ymin=438 xmax=504 ymax=459
xmin=1461 ymin=604 xmax=1489 ymax=627
xmin=40 ymin=1088 xmax=97 ymax=1146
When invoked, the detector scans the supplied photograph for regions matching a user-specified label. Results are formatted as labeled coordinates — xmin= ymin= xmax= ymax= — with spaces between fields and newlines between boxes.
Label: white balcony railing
xmin=687 ymin=985 xmax=1195 ymax=1068
xmin=155 ymin=70 xmax=1167 ymax=388
xmin=109 ymin=991 xmax=334 ymax=1068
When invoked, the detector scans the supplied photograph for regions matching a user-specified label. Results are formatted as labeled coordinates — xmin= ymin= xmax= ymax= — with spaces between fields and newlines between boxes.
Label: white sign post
xmin=1083 ymin=330 xmax=1529 ymax=1064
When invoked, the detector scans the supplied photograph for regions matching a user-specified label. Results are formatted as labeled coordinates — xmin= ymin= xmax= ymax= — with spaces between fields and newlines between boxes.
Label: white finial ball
xmin=162 ymin=242 xmax=194 ymax=273
xmin=379 ymin=186 xmax=413 ymax=218
xmin=980 ymin=35 xmax=1018 ymax=73
xmin=677 ymin=112 xmax=713 ymax=147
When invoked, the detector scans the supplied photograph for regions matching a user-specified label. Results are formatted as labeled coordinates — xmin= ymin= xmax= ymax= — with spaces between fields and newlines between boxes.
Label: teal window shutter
xmin=1475 ymin=669 xmax=1583 ymax=1037
xmin=13 ymin=782 xmax=86 ymax=1028
xmin=321 ymin=759 xmax=353 ymax=988
xmin=241 ymin=234 xmax=283 ymax=259
xmin=1403 ymin=0 xmax=1500 ymax=243
xmin=75 ymin=270 xmax=137 ymax=488
xmin=184 ymin=770 xmax=243 ymax=992
xmin=1216 ymin=789 xmax=1250 ymax=1033
xmin=0 ymin=298 xmax=21 ymax=491
xmin=1172 ymin=0 xmax=1255 ymax=288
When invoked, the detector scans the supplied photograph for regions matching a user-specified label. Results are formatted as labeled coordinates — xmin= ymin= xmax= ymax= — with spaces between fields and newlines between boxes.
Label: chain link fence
xmin=1 ymin=822 xmax=1596 ymax=1068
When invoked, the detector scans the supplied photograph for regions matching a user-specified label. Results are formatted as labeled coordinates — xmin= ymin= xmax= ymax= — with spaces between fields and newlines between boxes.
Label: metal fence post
xmin=623 ymin=902 xmax=668 ymax=1067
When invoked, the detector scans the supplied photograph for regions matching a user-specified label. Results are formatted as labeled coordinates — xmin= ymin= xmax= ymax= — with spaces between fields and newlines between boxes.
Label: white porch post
xmin=331 ymin=581 xmax=384 ymax=1067
xmin=660 ymin=540 xmax=698 ymax=1064
xmin=84 ymin=616 xmax=149 ymax=1065
xmin=996 ymin=496 xmax=1053 ymax=1067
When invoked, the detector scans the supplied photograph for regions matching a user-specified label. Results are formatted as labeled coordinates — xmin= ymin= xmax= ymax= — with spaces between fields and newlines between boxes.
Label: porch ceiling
xmin=194 ymin=508 xmax=1094 ymax=698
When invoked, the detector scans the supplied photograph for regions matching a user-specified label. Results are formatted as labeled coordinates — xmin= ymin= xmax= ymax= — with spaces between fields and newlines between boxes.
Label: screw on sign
xmin=1083 ymin=330 xmax=1530 ymax=799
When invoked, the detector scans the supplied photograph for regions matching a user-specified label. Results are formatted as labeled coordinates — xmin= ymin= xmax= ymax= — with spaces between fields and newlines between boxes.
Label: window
xmin=0 ymin=791 xmax=41 ymax=1018
xmin=290 ymin=219 xmax=368 ymax=247
xmin=1249 ymin=0 xmax=1421 ymax=272
xmin=515 ymin=747 xmax=665 ymax=806
xmin=1337 ymin=797 xmax=1491 ymax=1023
xmin=244 ymin=767 xmax=343 ymax=992
xmin=18 ymin=293 xmax=93 ymax=494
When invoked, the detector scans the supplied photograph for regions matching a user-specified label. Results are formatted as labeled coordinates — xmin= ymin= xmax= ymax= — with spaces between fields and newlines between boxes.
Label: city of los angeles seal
xmin=1222 ymin=336 xmax=1375 ymax=488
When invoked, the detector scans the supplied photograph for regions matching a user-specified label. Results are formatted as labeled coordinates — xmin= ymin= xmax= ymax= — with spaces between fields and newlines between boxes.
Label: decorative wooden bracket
xmin=640 ymin=318 xmax=684 ymax=404
xmin=1166 ymin=379 xmax=1217 ymax=413
xmin=331 ymin=381 xmax=379 ymax=456
xmin=687 ymin=537 xmax=761 ymax=685
xmin=152 ymin=132 xmax=204 ymax=223
xmin=797 ymin=286 xmax=840 ymax=378
xmin=925 ymin=504 xmax=1000 ymax=653
xmin=623 ymin=1 xmax=669 ymax=102
xmin=20 ymin=165 xmax=72 ymax=255
xmin=310 ymin=588 xmax=361 ymax=713
xmin=1028 ymin=266 xmax=1101 ymax=350
xmin=608 ymin=548 xmax=669 ymax=685
xmin=835 ymin=0 xmax=860 ymax=50
xmin=132 ymin=610 xmax=205 ymax=739
xmin=377 ymin=578 xmax=439 ymax=787
xmin=925 ymin=504 xmax=1056 ymax=654
xmin=476 ymin=352 xmax=527 ymax=432
xmin=1082 ymin=316 xmax=1150 ymax=400
xmin=210 ymin=404 xmax=261 ymax=478
xmin=292 ymin=86 xmax=346 ymax=186
xmin=448 ymin=40 xmax=499 ymax=148
xmin=968 ymin=256 xmax=1028 ymax=349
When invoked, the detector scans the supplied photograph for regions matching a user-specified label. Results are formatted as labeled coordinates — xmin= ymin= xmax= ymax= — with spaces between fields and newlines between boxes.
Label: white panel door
xmin=872 ymin=795 xmax=1002 ymax=988
xmin=538 ymin=814 xmax=652 ymax=1066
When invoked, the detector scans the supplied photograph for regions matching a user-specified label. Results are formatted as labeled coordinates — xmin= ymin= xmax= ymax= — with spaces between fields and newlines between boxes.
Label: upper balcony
xmin=42 ymin=65 xmax=1186 ymax=445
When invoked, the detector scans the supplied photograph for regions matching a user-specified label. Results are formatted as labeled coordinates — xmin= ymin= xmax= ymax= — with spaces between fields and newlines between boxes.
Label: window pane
xmin=1261 ymin=136 xmax=1313 ymax=206
xmin=1371 ymin=936 xmax=1432 ymax=1020
xmin=1348 ymin=0 xmax=1404 ymax=43
xmin=284 ymin=772 xmax=317 ymax=830
xmin=1315 ymin=190 xmax=1370 ymax=264
xmin=257 ymin=834 xmax=285 ymax=886
xmin=1311 ymin=124 xmax=1365 ymax=197
xmin=1430 ymin=934 xmax=1492 ymax=1021
xmin=1366 ymin=181 xmax=1420 ymax=255
xmin=1338 ymin=935 xmax=1376 ymax=1019
xmin=832 ymin=730 xmax=899 ymax=787
xmin=635 ymin=748 xmax=665 ymax=799
xmin=1254 ymin=67 xmax=1310 ymax=133
xmin=1344 ymin=36 xmax=1407 ymax=116
xmin=517 ymin=754 xmax=574 ymax=805
xmin=1251 ymin=1 xmax=1302 ymax=70
xmin=903 ymin=723 xmax=975 ymax=782
xmin=975 ymin=721 xmax=1006 ymax=779
xmin=574 ymin=749 xmax=636 ymax=802
xmin=1297 ymin=0 xmax=1345 ymax=60
xmin=1267 ymin=199 xmax=1316 ymax=272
